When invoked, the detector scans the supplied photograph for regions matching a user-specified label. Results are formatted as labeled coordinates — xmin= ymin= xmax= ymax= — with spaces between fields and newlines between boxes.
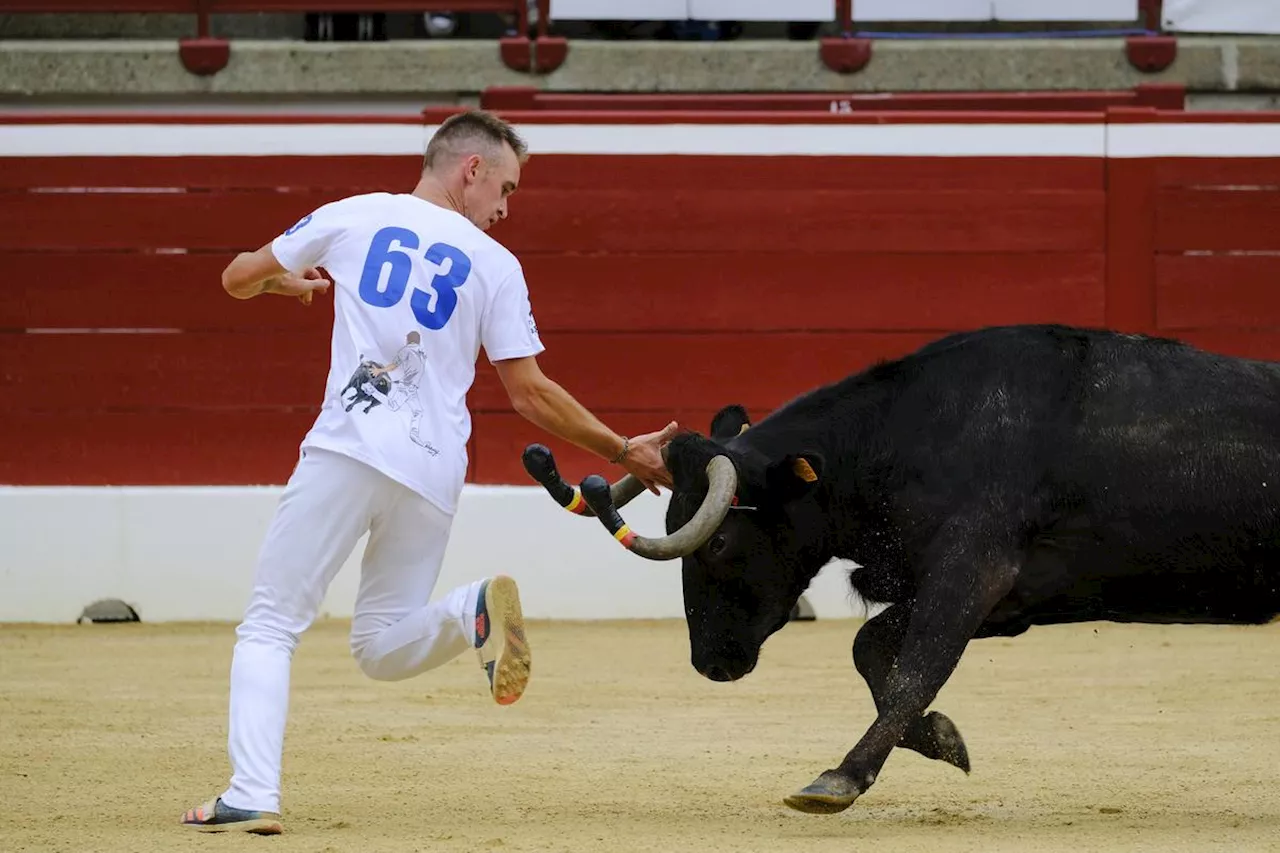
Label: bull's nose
xmin=702 ymin=663 xmax=735 ymax=683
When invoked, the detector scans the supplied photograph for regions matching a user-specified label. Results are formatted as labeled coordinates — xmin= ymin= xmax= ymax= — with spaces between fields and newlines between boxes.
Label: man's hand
xmin=619 ymin=421 xmax=680 ymax=495
xmin=266 ymin=267 xmax=332 ymax=306
xmin=222 ymin=242 xmax=333 ymax=303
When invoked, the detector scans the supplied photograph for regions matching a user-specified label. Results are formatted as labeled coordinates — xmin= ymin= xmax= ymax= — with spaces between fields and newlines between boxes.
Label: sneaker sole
xmin=188 ymin=818 xmax=283 ymax=834
xmin=483 ymin=575 xmax=531 ymax=706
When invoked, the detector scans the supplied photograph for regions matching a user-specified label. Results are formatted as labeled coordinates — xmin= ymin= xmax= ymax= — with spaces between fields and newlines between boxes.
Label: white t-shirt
xmin=271 ymin=192 xmax=544 ymax=516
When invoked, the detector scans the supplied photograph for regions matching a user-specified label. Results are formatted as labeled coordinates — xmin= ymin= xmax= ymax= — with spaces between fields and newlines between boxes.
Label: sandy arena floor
xmin=2 ymin=616 xmax=1279 ymax=853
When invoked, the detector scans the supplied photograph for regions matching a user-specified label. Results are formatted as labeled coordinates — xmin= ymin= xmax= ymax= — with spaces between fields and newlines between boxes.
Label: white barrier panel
xmin=1163 ymin=0 xmax=1280 ymax=35
xmin=0 ymin=122 xmax=1107 ymax=157
xmin=550 ymin=0 xmax=832 ymax=21
xmin=11 ymin=121 xmax=1280 ymax=160
xmin=857 ymin=0 xmax=1138 ymax=21
xmin=549 ymin=0 xmax=688 ymax=21
xmin=0 ymin=486 xmax=869 ymax=624
xmin=853 ymin=0 xmax=990 ymax=21
xmin=688 ymin=0 xmax=834 ymax=21
xmin=548 ymin=0 xmax=1138 ymax=23
xmin=992 ymin=0 xmax=1138 ymax=21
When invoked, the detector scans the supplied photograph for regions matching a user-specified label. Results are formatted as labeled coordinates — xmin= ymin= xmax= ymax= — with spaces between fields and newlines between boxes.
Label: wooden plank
xmin=0 ymin=156 xmax=420 ymax=191
xmin=489 ymin=90 xmax=1175 ymax=113
xmin=1174 ymin=330 xmax=1280 ymax=364
xmin=0 ymin=409 xmax=317 ymax=486
xmin=519 ymin=155 xmax=1103 ymax=192
xmin=469 ymin=331 xmax=946 ymax=411
xmin=0 ymin=187 xmax=1106 ymax=253
xmin=3 ymin=249 xmax=1103 ymax=334
xmin=0 ymin=331 xmax=331 ymax=410
xmin=521 ymin=251 xmax=1105 ymax=332
xmin=471 ymin=410 xmax=722 ymax=486
xmin=0 ymin=191 xmax=339 ymax=251
xmin=500 ymin=189 xmax=1105 ymax=254
xmin=1155 ymin=188 xmax=1280 ymax=252
xmin=1 ymin=329 xmax=939 ymax=413
xmin=0 ymin=155 xmax=1102 ymax=193
xmin=1156 ymin=254 xmax=1280 ymax=330
xmin=1154 ymin=157 xmax=1280 ymax=189
xmin=1 ymin=251 xmax=335 ymax=332
xmin=0 ymin=1 xmax=191 ymax=10
xmin=1105 ymin=157 xmax=1157 ymax=333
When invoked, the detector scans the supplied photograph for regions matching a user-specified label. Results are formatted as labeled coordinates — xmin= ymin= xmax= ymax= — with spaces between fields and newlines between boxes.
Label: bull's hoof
xmin=924 ymin=711 xmax=971 ymax=774
xmin=782 ymin=771 xmax=861 ymax=814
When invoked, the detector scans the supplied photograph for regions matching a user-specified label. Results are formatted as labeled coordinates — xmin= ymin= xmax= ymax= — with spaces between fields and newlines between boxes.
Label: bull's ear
xmin=709 ymin=405 xmax=751 ymax=441
xmin=765 ymin=451 xmax=825 ymax=501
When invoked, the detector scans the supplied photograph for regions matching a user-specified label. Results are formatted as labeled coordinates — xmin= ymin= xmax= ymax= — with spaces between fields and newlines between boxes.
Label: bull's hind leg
xmin=853 ymin=604 xmax=970 ymax=774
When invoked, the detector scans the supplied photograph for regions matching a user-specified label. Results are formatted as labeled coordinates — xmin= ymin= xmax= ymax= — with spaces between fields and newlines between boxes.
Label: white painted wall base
xmin=0 ymin=486 xmax=872 ymax=624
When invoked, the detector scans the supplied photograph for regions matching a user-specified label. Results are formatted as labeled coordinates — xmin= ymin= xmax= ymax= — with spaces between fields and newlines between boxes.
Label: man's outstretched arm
xmin=493 ymin=355 xmax=676 ymax=494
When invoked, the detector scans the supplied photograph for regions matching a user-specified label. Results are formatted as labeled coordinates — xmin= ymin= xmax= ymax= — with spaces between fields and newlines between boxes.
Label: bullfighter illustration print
xmin=342 ymin=357 xmax=392 ymax=413
xmin=340 ymin=331 xmax=436 ymax=453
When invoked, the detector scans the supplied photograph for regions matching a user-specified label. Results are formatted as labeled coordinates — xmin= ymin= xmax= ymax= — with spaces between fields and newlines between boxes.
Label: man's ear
xmin=764 ymin=452 xmax=825 ymax=502
xmin=463 ymin=153 xmax=483 ymax=182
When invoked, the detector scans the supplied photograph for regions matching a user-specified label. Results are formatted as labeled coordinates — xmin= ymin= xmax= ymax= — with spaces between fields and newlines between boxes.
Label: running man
xmin=181 ymin=109 xmax=676 ymax=835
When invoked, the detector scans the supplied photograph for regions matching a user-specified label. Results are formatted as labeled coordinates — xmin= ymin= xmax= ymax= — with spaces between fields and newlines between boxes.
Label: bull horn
xmin=579 ymin=455 xmax=737 ymax=561
xmin=522 ymin=443 xmax=647 ymax=518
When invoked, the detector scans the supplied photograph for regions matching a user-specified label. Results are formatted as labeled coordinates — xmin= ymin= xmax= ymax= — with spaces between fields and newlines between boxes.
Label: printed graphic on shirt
xmin=341 ymin=358 xmax=392 ymax=413
xmin=339 ymin=330 xmax=440 ymax=456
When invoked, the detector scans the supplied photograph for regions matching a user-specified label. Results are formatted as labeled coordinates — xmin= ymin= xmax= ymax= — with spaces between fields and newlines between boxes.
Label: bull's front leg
xmin=853 ymin=603 xmax=971 ymax=774
xmin=785 ymin=525 xmax=1018 ymax=815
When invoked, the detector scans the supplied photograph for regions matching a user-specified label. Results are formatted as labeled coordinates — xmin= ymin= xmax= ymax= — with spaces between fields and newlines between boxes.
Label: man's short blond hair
xmin=423 ymin=110 xmax=528 ymax=171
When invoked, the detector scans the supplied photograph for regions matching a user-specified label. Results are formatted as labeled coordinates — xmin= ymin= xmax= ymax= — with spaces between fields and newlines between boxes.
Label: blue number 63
xmin=357 ymin=226 xmax=473 ymax=331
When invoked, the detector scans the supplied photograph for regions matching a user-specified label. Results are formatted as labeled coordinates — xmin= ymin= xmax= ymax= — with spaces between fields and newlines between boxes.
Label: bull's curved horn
xmin=522 ymin=443 xmax=648 ymax=517
xmin=579 ymin=455 xmax=737 ymax=561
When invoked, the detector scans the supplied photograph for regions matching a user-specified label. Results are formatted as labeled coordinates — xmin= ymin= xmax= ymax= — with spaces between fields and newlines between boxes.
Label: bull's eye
xmin=708 ymin=533 xmax=728 ymax=558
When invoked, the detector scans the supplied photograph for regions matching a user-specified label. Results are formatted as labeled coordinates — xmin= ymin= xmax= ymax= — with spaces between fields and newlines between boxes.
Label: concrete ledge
xmin=3 ymin=37 xmax=1280 ymax=100
xmin=543 ymin=38 xmax=1231 ymax=93
xmin=0 ymin=40 xmax=532 ymax=97
xmin=1237 ymin=40 xmax=1280 ymax=92
xmin=0 ymin=13 xmax=301 ymax=39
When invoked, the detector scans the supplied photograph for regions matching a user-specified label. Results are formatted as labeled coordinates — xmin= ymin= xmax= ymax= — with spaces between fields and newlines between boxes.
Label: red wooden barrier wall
xmin=1 ymin=111 xmax=1277 ymax=488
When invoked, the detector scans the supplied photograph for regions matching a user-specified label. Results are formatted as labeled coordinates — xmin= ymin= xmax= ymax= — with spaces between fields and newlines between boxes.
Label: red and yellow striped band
xmin=614 ymin=524 xmax=636 ymax=549
xmin=565 ymin=490 xmax=586 ymax=515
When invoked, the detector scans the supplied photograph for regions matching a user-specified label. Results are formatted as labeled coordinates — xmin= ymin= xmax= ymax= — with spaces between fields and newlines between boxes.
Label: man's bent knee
xmin=350 ymin=641 xmax=414 ymax=682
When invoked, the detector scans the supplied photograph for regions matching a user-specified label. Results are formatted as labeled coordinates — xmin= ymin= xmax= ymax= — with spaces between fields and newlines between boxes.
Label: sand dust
xmin=2 ymin=617 xmax=1279 ymax=853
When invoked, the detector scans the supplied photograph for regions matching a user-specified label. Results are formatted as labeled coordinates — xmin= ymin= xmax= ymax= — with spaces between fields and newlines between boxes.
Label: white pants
xmin=219 ymin=447 xmax=482 ymax=814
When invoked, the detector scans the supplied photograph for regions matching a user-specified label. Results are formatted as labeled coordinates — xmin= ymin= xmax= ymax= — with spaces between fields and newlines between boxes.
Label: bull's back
xmin=1059 ymin=331 xmax=1280 ymax=526
xmin=879 ymin=325 xmax=1280 ymax=626
xmin=1025 ymin=331 xmax=1280 ymax=625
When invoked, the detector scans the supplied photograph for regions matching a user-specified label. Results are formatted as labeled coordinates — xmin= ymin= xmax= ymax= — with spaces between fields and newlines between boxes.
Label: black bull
xmin=522 ymin=323 xmax=1280 ymax=814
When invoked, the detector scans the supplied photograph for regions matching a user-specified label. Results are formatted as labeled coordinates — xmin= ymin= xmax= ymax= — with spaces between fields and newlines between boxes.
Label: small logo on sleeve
xmin=284 ymin=214 xmax=313 ymax=236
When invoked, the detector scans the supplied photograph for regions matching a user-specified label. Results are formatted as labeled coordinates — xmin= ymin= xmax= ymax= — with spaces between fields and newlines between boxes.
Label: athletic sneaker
xmin=473 ymin=575 xmax=531 ymax=706
xmin=181 ymin=797 xmax=283 ymax=834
